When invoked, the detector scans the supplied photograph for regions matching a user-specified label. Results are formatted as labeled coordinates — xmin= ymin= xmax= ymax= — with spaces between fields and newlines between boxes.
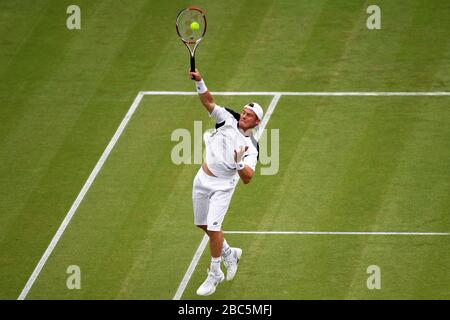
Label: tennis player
xmin=189 ymin=69 xmax=263 ymax=296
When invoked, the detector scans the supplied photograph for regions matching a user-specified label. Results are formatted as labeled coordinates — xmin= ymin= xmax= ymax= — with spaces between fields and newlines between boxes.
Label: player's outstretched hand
xmin=189 ymin=69 xmax=202 ymax=81
xmin=234 ymin=146 xmax=249 ymax=163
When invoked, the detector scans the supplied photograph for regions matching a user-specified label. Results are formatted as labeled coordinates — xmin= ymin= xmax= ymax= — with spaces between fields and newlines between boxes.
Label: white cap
xmin=244 ymin=102 xmax=264 ymax=121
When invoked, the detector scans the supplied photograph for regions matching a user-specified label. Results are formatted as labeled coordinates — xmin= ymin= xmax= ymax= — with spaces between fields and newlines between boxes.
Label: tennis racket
xmin=176 ymin=7 xmax=207 ymax=79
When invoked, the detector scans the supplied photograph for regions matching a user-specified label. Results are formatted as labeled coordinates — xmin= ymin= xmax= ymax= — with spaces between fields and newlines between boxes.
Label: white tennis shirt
xmin=204 ymin=105 xmax=258 ymax=179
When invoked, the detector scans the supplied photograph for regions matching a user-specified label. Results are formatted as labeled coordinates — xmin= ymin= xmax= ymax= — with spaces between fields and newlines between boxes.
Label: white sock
xmin=222 ymin=239 xmax=232 ymax=259
xmin=210 ymin=257 xmax=222 ymax=275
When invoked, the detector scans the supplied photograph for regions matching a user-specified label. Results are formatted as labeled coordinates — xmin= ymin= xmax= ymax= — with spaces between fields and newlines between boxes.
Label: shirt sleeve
xmin=209 ymin=105 xmax=232 ymax=124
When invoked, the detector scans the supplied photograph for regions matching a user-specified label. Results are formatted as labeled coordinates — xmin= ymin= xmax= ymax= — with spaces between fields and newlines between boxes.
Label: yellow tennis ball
xmin=190 ymin=21 xmax=200 ymax=30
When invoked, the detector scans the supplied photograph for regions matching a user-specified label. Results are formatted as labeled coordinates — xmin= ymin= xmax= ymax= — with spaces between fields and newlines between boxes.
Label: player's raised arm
xmin=189 ymin=69 xmax=215 ymax=113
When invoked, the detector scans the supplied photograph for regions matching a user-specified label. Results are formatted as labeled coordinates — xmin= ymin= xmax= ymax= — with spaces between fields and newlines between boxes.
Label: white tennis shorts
xmin=192 ymin=167 xmax=238 ymax=231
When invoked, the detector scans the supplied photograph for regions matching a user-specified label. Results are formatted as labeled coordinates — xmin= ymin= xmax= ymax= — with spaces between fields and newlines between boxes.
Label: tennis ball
xmin=190 ymin=21 xmax=200 ymax=31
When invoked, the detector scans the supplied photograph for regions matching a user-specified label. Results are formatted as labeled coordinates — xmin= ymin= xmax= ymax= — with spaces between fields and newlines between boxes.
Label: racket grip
xmin=190 ymin=56 xmax=196 ymax=80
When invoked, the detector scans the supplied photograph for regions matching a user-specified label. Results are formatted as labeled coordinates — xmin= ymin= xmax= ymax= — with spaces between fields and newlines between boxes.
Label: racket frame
xmin=176 ymin=7 xmax=207 ymax=76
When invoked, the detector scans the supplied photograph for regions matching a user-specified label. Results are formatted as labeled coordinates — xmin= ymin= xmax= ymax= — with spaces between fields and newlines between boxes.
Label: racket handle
xmin=190 ymin=56 xmax=196 ymax=80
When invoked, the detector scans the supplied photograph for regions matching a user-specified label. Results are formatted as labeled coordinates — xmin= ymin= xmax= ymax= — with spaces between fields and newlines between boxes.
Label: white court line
xmin=173 ymin=234 xmax=209 ymax=300
xmin=174 ymin=229 xmax=448 ymax=300
xmin=17 ymin=92 xmax=145 ymax=300
xmin=255 ymin=94 xmax=281 ymax=141
xmin=142 ymin=91 xmax=450 ymax=96
xmin=224 ymin=231 xmax=450 ymax=236
xmin=173 ymin=93 xmax=283 ymax=300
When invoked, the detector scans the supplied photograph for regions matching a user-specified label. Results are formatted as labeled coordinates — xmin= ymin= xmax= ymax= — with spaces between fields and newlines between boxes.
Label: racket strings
xmin=177 ymin=10 xmax=206 ymax=43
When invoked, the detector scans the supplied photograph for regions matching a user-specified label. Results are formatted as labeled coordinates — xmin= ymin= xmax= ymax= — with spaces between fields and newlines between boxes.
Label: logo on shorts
xmin=213 ymin=222 xmax=218 ymax=226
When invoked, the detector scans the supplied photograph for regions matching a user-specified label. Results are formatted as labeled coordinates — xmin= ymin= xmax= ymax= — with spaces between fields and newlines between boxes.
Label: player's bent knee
xmin=196 ymin=224 xmax=208 ymax=231
xmin=206 ymin=227 xmax=222 ymax=235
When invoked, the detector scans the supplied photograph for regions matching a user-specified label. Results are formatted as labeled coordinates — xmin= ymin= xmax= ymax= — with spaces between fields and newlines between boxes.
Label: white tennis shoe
xmin=223 ymin=247 xmax=242 ymax=281
xmin=196 ymin=270 xmax=225 ymax=296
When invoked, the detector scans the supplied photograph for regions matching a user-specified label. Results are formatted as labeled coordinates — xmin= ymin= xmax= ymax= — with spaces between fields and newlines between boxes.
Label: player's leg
xmin=196 ymin=186 xmax=235 ymax=296
xmin=206 ymin=189 xmax=242 ymax=281
xmin=206 ymin=229 xmax=224 ymax=258
xmin=205 ymin=229 xmax=224 ymax=282
xmin=196 ymin=225 xmax=237 ymax=268
xmin=196 ymin=227 xmax=225 ymax=296
xmin=194 ymin=226 xmax=223 ymax=274
xmin=194 ymin=171 xmax=225 ymax=296
xmin=192 ymin=169 xmax=209 ymax=230
xmin=222 ymin=241 xmax=242 ymax=281
xmin=205 ymin=230 xmax=242 ymax=281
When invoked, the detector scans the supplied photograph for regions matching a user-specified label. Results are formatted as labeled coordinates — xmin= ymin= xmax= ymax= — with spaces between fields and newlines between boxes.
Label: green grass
xmin=186 ymin=235 xmax=450 ymax=299
xmin=0 ymin=0 xmax=449 ymax=299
